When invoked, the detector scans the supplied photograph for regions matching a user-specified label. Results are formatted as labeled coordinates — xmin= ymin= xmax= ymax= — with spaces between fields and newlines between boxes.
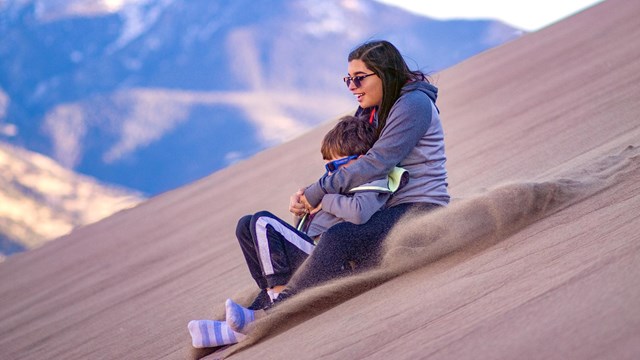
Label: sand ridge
xmin=221 ymin=145 xmax=640 ymax=358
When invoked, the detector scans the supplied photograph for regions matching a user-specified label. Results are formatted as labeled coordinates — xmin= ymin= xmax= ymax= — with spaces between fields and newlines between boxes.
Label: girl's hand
xmin=289 ymin=189 xmax=307 ymax=217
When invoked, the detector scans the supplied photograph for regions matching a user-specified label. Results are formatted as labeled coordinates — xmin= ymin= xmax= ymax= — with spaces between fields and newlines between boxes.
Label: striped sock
xmin=187 ymin=320 xmax=245 ymax=348
xmin=225 ymin=298 xmax=256 ymax=334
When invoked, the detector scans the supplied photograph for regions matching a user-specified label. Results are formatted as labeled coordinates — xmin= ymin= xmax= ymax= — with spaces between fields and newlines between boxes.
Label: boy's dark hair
xmin=321 ymin=115 xmax=378 ymax=160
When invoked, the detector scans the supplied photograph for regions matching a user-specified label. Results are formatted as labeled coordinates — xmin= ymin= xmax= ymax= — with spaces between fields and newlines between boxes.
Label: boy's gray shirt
xmin=304 ymin=186 xmax=389 ymax=239
xmin=304 ymin=82 xmax=450 ymax=208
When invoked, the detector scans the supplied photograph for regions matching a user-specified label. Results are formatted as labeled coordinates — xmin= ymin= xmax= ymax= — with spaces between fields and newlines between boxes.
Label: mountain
xmin=0 ymin=0 xmax=520 ymax=260
xmin=0 ymin=141 xmax=143 ymax=259
xmin=0 ymin=0 xmax=522 ymax=195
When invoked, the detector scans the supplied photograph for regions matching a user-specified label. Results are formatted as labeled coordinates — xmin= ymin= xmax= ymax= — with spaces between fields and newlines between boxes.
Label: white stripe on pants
xmin=255 ymin=216 xmax=315 ymax=276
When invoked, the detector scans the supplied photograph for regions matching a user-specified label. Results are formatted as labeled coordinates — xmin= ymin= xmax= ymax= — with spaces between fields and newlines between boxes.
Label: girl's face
xmin=346 ymin=59 xmax=383 ymax=109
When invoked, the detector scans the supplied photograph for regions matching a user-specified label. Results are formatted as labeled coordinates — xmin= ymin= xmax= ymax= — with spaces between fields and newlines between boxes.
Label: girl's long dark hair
xmin=348 ymin=40 xmax=428 ymax=134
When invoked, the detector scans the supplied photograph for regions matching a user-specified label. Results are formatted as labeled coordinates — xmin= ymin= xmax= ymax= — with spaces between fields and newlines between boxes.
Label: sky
xmin=375 ymin=0 xmax=605 ymax=31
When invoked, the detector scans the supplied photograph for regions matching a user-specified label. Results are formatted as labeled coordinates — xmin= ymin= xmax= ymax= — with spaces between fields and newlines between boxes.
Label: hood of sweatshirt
xmin=401 ymin=81 xmax=438 ymax=103
xmin=356 ymin=81 xmax=438 ymax=118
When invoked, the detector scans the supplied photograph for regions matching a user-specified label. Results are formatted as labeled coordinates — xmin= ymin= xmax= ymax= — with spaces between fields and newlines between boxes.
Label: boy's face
xmin=325 ymin=155 xmax=360 ymax=175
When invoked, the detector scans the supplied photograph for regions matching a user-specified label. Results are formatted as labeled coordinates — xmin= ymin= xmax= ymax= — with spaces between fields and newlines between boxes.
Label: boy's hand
xmin=289 ymin=189 xmax=307 ymax=217
xmin=309 ymin=203 xmax=322 ymax=215
xmin=299 ymin=194 xmax=314 ymax=213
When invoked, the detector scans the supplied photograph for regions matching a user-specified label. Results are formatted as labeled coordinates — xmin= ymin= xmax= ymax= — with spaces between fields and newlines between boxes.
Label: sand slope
xmin=1 ymin=0 xmax=639 ymax=359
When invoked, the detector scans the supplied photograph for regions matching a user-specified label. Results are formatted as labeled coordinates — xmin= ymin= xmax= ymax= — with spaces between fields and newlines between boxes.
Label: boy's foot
xmin=263 ymin=288 xmax=293 ymax=310
xmin=187 ymin=320 xmax=245 ymax=348
xmin=226 ymin=298 xmax=263 ymax=333
xmin=248 ymin=289 xmax=272 ymax=310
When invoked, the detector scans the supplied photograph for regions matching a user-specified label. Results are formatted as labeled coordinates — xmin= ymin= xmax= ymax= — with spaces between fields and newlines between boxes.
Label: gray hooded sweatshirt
xmin=304 ymin=81 xmax=450 ymax=208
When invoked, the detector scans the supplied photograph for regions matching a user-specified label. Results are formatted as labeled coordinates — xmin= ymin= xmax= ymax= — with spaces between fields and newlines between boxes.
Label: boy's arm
xmin=321 ymin=191 xmax=389 ymax=225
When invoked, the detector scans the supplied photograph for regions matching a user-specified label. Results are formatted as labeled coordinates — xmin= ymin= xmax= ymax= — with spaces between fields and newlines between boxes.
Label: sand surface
xmin=1 ymin=0 xmax=639 ymax=359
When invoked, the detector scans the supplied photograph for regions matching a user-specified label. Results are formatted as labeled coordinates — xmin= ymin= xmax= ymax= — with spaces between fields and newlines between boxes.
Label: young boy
xmin=188 ymin=115 xmax=407 ymax=348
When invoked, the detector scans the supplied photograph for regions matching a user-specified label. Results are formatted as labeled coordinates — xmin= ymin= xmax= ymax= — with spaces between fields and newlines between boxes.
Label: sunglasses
xmin=343 ymin=73 xmax=375 ymax=88
xmin=325 ymin=155 xmax=359 ymax=173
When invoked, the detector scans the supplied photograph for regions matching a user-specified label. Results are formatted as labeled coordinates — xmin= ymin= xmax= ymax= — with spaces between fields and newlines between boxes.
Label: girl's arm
xmin=304 ymin=92 xmax=433 ymax=207
xmin=321 ymin=192 xmax=389 ymax=225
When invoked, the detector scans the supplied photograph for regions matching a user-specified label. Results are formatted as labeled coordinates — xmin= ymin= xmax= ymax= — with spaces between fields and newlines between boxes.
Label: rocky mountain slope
xmin=0 ymin=141 xmax=143 ymax=259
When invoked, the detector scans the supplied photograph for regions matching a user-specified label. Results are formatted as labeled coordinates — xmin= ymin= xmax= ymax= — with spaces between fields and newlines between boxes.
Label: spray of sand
xmin=218 ymin=145 xmax=639 ymax=358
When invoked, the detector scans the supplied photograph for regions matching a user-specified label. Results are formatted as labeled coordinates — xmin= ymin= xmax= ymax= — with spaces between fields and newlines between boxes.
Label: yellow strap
xmin=350 ymin=167 xmax=407 ymax=193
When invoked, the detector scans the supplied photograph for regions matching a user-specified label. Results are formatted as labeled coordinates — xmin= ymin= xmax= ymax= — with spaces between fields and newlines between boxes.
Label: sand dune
xmin=228 ymin=145 xmax=639 ymax=356
xmin=1 ymin=0 xmax=639 ymax=359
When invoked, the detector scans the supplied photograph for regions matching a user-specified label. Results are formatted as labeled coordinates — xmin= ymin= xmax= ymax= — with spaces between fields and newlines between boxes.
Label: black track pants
xmin=236 ymin=210 xmax=315 ymax=289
